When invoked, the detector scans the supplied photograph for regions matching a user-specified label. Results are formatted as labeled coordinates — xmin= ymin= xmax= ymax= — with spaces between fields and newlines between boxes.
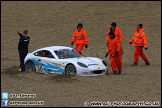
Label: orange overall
xmin=71 ymin=28 xmax=88 ymax=55
xmin=107 ymin=37 xmax=123 ymax=72
xmin=106 ymin=27 xmax=124 ymax=66
xmin=130 ymin=28 xmax=149 ymax=64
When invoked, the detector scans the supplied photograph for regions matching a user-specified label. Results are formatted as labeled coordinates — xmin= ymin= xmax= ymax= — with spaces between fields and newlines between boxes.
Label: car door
xmin=34 ymin=50 xmax=59 ymax=73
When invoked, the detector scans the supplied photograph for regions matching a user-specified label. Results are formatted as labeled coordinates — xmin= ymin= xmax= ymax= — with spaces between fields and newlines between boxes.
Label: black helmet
xmin=111 ymin=22 xmax=117 ymax=28
xmin=137 ymin=24 xmax=143 ymax=28
xmin=77 ymin=23 xmax=83 ymax=28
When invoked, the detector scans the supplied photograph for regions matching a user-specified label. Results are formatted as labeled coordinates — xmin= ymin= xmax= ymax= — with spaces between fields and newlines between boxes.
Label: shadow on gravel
xmin=47 ymin=74 xmax=80 ymax=83
xmin=2 ymin=66 xmax=80 ymax=83
xmin=1 ymin=66 xmax=20 ymax=75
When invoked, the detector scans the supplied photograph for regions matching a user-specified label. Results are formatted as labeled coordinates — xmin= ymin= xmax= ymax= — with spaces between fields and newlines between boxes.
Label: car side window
xmin=34 ymin=50 xmax=54 ymax=58
xmin=54 ymin=50 xmax=64 ymax=59
xmin=34 ymin=51 xmax=42 ymax=56
xmin=54 ymin=50 xmax=59 ymax=57
xmin=46 ymin=51 xmax=55 ymax=58
xmin=41 ymin=51 xmax=47 ymax=57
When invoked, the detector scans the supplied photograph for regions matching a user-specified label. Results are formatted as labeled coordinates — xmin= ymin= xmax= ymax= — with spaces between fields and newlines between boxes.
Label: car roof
xmin=33 ymin=46 xmax=73 ymax=52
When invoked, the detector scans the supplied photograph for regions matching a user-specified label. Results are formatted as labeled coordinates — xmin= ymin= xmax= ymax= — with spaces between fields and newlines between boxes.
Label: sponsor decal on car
xmin=50 ymin=62 xmax=57 ymax=66
xmin=40 ymin=60 xmax=47 ymax=64
xmin=58 ymin=64 xmax=65 ymax=68
xmin=88 ymin=64 xmax=98 ymax=66
xmin=82 ymin=72 xmax=89 ymax=74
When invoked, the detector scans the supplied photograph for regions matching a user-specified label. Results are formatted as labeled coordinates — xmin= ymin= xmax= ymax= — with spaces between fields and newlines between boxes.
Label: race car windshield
xmin=54 ymin=49 xmax=81 ymax=59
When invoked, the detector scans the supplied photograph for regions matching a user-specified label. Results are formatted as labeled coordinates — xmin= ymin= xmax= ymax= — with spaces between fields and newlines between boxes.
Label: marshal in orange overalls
xmin=130 ymin=24 xmax=150 ymax=66
xmin=71 ymin=23 xmax=88 ymax=55
xmin=106 ymin=23 xmax=124 ymax=66
xmin=105 ymin=30 xmax=123 ymax=74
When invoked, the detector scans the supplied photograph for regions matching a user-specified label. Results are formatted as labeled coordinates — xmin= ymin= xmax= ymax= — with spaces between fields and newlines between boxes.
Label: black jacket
xmin=18 ymin=33 xmax=30 ymax=53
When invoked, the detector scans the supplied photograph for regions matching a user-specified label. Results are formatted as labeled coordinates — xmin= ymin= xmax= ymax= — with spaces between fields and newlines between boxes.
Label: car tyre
xmin=25 ymin=61 xmax=36 ymax=72
xmin=65 ymin=64 xmax=76 ymax=74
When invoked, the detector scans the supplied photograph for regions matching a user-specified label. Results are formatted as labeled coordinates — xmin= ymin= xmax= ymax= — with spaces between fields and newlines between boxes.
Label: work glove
xmin=114 ymin=51 xmax=118 ymax=56
xmin=130 ymin=42 xmax=132 ymax=45
xmin=145 ymin=48 xmax=148 ymax=50
xmin=105 ymin=53 xmax=109 ymax=58
xmin=71 ymin=42 xmax=74 ymax=45
xmin=85 ymin=45 xmax=88 ymax=48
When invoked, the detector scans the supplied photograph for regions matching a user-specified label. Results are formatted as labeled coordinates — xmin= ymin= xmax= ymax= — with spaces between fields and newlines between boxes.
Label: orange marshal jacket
xmin=130 ymin=28 xmax=148 ymax=48
xmin=106 ymin=27 xmax=124 ymax=43
xmin=71 ymin=28 xmax=88 ymax=45
xmin=107 ymin=37 xmax=123 ymax=57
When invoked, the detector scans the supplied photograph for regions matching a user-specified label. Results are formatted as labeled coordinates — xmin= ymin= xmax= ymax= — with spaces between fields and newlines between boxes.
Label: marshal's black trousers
xmin=19 ymin=53 xmax=28 ymax=71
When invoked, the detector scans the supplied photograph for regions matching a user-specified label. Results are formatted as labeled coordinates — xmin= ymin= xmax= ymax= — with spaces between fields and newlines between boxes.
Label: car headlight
xmin=102 ymin=60 xmax=107 ymax=66
xmin=77 ymin=62 xmax=88 ymax=68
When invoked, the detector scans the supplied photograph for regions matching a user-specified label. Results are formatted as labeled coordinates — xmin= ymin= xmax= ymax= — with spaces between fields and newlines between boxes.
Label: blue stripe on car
xmin=28 ymin=59 xmax=65 ymax=74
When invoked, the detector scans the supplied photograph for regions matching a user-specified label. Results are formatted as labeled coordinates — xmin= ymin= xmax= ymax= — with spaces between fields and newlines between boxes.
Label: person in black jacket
xmin=17 ymin=30 xmax=30 ymax=73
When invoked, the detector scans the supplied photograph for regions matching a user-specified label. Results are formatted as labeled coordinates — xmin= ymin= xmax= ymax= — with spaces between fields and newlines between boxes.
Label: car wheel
xmin=25 ymin=61 xmax=36 ymax=72
xmin=65 ymin=64 xmax=76 ymax=74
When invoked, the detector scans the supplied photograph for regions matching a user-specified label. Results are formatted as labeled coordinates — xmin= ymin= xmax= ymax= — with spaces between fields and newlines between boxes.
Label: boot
xmin=113 ymin=71 xmax=117 ymax=75
xmin=19 ymin=68 xmax=22 ymax=72
xmin=118 ymin=71 xmax=121 ymax=74
xmin=131 ymin=62 xmax=137 ymax=66
xmin=145 ymin=62 xmax=150 ymax=66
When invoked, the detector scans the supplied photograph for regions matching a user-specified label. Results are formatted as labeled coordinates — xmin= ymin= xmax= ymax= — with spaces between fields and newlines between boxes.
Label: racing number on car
xmin=36 ymin=64 xmax=44 ymax=73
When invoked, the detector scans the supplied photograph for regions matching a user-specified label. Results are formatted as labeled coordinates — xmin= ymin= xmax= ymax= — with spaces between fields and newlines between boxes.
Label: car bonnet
xmin=72 ymin=57 xmax=101 ymax=66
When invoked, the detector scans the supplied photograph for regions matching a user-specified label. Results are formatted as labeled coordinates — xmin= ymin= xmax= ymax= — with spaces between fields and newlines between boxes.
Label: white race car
xmin=24 ymin=46 xmax=108 ymax=76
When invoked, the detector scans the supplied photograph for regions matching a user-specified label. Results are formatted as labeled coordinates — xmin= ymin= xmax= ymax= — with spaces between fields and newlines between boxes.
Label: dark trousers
xmin=19 ymin=53 xmax=28 ymax=71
